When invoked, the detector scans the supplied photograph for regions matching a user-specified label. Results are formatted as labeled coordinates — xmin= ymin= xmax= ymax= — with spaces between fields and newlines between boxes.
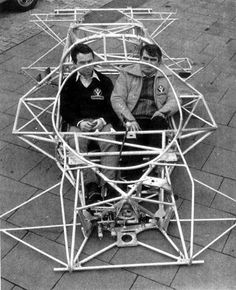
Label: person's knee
xmin=67 ymin=125 xmax=88 ymax=152
xmin=101 ymin=142 xmax=118 ymax=158
xmin=99 ymin=124 xmax=117 ymax=151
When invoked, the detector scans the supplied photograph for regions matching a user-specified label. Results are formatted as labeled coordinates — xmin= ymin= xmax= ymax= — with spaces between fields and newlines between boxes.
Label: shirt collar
xmin=76 ymin=70 xmax=100 ymax=82
xmin=142 ymin=72 xmax=156 ymax=78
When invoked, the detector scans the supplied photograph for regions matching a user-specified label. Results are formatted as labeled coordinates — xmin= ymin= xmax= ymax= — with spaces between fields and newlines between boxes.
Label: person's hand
xmin=125 ymin=120 xmax=140 ymax=131
xmin=151 ymin=111 xmax=166 ymax=119
xmin=92 ymin=118 xmax=106 ymax=131
xmin=79 ymin=120 xmax=94 ymax=132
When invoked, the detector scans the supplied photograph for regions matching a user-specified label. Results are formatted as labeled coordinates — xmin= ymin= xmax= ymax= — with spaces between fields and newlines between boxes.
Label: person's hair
xmin=140 ymin=44 xmax=162 ymax=63
xmin=71 ymin=43 xmax=95 ymax=64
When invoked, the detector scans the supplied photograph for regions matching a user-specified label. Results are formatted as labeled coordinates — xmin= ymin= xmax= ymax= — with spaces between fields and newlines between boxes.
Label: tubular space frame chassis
xmin=22 ymin=7 xmax=196 ymax=82
xmin=0 ymin=8 xmax=235 ymax=272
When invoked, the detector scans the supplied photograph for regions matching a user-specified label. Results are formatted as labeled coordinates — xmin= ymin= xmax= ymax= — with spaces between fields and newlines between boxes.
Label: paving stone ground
xmin=0 ymin=0 xmax=236 ymax=289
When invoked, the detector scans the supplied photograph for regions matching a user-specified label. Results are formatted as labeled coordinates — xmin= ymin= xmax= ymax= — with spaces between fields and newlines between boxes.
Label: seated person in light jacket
xmin=111 ymin=43 xmax=179 ymax=175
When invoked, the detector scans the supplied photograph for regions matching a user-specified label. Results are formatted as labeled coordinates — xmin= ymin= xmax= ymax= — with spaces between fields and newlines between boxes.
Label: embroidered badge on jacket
xmin=157 ymin=85 xmax=165 ymax=93
xmin=91 ymin=88 xmax=104 ymax=100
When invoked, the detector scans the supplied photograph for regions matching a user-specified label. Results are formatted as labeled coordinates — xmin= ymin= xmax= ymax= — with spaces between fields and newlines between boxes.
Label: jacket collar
xmin=123 ymin=63 xmax=172 ymax=77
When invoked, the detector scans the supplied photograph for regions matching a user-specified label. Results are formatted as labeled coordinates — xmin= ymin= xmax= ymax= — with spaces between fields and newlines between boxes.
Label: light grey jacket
xmin=111 ymin=63 xmax=179 ymax=123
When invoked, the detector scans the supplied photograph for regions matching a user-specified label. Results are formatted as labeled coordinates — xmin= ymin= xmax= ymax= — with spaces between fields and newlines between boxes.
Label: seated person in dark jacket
xmin=60 ymin=43 xmax=119 ymax=202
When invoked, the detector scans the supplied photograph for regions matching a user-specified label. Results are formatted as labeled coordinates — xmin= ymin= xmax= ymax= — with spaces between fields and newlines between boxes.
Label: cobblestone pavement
xmin=0 ymin=0 xmax=236 ymax=289
xmin=0 ymin=0 xmax=110 ymax=53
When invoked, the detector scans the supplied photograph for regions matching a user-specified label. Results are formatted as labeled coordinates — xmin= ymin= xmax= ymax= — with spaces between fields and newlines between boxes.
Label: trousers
xmin=121 ymin=116 xmax=169 ymax=178
xmin=68 ymin=123 xmax=119 ymax=186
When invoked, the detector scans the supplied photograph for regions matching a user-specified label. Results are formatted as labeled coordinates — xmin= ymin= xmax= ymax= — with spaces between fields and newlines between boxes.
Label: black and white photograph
xmin=0 ymin=0 xmax=235 ymax=289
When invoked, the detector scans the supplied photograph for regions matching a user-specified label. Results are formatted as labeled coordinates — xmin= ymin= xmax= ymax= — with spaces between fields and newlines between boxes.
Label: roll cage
xmin=0 ymin=7 xmax=235 ymax=272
